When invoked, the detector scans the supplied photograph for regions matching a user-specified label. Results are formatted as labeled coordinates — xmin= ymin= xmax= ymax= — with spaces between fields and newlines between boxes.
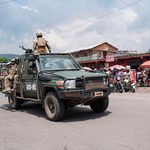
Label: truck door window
xmin=28 ymin=61 xmax=37 ymax=75
xmin=22 ymin=60 xmax=37 ymax=76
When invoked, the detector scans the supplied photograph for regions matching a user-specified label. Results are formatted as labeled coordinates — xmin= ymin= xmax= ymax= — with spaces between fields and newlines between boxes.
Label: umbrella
xmin=140 ymin=60 xmax=150 ymax=68
xmin=110 ymin=64 xmax=125 ymax=70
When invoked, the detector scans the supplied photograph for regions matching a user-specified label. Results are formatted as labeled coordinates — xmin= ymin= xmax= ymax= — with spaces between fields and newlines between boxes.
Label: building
xmin=71 ymin=42 xmax=118 ymax=69
xmin=116 ymin=50 xmax=137 ymax=56
xmin=71 ymin=42 xmax=150 ymax=69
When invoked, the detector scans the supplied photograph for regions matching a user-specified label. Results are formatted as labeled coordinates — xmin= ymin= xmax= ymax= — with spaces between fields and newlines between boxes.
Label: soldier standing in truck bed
xmin=33 ymin=32 xmax=51 ymax=54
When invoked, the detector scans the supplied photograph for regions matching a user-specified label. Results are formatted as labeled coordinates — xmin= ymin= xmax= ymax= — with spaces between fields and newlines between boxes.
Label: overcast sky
xmin=0 ymin=0 xmax=149 ymax=54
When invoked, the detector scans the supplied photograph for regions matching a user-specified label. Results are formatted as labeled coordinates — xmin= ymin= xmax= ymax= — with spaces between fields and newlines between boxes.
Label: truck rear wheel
xmin=90 ymin=97 xmax=109 ymax=113
xmin=44 ymin=92 xmax=64 ymax=121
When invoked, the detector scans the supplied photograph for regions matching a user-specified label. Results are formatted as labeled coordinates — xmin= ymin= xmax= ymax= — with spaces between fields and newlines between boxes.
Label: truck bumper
xmin=59 ymin=88 xmax=110 ymax=100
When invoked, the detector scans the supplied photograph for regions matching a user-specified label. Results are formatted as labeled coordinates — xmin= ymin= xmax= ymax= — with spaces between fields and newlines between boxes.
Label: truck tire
xmin=90 ymin=97 xmax=109 ymax=113
xmin=44 ymin=92 xmax=64 ymax=121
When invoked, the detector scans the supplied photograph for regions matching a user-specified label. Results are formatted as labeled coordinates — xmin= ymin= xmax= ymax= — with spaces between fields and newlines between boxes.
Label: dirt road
xmin=0 ymin=91 xmax=150 ymax=150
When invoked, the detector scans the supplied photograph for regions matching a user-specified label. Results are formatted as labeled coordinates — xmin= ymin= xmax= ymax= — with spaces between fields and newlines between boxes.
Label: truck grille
xmin=76 ymin=77 xmax=106 ymax=90
xmin=85 ymin=77 xmax=104 ymax=90
xmin=76 ymin=78 xmax=84 ymax=89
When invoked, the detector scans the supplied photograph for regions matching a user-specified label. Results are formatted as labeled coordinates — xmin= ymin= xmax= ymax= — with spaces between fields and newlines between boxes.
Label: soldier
xmin=3 ymin=59 xmax=18 ymax=92
xmin=33 ymin=32 xmax=51 ymax=54
xmin=13 ymin=58 xmax=19 ymax=91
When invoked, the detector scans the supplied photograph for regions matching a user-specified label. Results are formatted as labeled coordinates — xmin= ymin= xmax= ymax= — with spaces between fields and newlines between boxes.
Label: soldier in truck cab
xmin=33 ymin=32 xmax=51 ymax=54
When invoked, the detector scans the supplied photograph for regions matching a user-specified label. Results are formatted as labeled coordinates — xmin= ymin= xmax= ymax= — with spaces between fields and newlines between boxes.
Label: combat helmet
xmin=36 ymin=32 xmax=43 ymax=38
xmin=11 ymin=59 xmax=15 ymax=62
xmin=15 ymin=57 xmax=19 ymax=64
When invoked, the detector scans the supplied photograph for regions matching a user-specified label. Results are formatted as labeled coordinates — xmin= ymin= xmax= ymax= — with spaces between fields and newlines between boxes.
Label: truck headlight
xmin=65 ymin=80 xmax=76 ymax=89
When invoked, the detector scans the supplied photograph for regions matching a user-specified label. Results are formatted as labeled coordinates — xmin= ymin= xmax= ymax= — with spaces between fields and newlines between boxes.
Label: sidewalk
xmin=136 ymin=87 xmax=150 ymax=93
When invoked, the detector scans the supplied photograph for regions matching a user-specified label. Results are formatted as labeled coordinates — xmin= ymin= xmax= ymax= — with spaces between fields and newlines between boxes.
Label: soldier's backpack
xmin=37 ymin=38 xmax=46 ymax=47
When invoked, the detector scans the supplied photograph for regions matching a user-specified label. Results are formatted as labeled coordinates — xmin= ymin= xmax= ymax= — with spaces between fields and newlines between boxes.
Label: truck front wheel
xmin=44 ymin=92 xmax=64 ymax=121
xmin=90 ymin=97 xmax=109 ymax=113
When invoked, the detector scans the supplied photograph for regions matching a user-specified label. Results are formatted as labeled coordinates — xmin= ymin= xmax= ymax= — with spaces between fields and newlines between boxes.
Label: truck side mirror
xmin=38 ymin=73 xmax=52 ymax=81
xmin=28 ymin=68 xmax=36 ymax=74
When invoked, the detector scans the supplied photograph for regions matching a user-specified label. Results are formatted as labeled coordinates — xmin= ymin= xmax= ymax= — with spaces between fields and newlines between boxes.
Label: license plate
xmin=94 ymin=91 xmax=103 ymax=97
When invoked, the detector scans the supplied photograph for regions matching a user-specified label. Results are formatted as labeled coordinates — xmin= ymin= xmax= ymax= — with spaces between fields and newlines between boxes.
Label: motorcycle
xmin=137 ymin=74 xmax=144 ymax=87
xmin=123 ymin=78 xmax=135 ymax=93
xmin=114 ymin=76 xmax=124 ymax=93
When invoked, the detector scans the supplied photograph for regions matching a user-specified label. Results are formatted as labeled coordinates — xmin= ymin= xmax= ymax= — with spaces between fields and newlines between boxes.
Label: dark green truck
xmin=1 ymin=50 xmax=110 ymax=121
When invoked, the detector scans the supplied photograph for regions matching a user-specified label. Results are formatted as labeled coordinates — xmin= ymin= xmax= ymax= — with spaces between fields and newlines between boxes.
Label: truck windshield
xmin=39 ymin=54 xmax=81 ymax=71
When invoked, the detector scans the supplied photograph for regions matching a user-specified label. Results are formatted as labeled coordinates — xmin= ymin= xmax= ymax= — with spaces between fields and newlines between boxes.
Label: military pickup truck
xmin=1 ymin=49 xmax=110 ymax=121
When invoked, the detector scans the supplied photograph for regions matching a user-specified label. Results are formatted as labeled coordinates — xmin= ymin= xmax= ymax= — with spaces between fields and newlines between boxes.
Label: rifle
xmin=19 ymin=46 xmax=33 ymax=54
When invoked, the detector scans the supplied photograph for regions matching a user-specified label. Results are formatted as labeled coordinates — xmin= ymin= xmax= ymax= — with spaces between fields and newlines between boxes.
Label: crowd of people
xmin=136 ymin=68 xmax=150 ymax=87
xmin=96 ymin=67 xmax=150 ymax=87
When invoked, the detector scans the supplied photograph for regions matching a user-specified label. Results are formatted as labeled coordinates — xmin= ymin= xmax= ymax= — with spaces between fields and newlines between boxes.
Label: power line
xmin=58 ymin=0 xmax=143 ymax=33
xmin=0 ymin=0 xmax=16 ymax=6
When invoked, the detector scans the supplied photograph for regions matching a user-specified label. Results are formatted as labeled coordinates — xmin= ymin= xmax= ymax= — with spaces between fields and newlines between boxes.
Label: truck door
xmin=21 ymin=59 xmax=38 ymax=99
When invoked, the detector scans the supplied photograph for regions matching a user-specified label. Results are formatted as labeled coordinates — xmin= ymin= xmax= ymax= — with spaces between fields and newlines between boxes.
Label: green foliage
xmin=0 ymin=57 xmax=10 ymax=63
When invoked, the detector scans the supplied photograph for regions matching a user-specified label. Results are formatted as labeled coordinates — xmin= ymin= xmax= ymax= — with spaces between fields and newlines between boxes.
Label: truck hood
xmin=52 ymin=70 xmax=108 ymax=79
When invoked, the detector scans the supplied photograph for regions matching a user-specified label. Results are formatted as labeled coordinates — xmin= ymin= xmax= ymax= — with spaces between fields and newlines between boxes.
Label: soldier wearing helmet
xmin=3 ymin=59 xmax=18 ymax=92
xmin=33 ymin=32 xmax=51 ymax=54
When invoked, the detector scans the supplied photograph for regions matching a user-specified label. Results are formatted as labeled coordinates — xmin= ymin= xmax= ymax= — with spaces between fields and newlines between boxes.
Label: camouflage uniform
xmin=33 ymin=32 xmax=51 ymax=54
xmin=13 ymin=74 xmax=19 ymax=90
xmin=3 ymin=64 xmax=18 ymax=91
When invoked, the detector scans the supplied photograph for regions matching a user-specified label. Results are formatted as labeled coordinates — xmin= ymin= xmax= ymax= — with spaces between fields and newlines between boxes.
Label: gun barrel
xmin=19 ymin=46 xmax=33 ymax=53
xmin=19 ymin=46 xmax=27 ymax=51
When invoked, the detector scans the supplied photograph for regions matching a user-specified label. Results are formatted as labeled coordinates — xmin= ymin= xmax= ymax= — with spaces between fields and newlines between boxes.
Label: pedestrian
xmin=146 ymin=70 xmax=150 ymax=86
xmin=33 ymin=32 xmax=51 ymax=54
xmin=142 ymin=70 xmax=148 ymax=86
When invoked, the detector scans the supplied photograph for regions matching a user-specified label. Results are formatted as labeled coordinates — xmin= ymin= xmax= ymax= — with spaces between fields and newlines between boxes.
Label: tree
xmin=0 ymin=57 xmax=10 ymax=63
